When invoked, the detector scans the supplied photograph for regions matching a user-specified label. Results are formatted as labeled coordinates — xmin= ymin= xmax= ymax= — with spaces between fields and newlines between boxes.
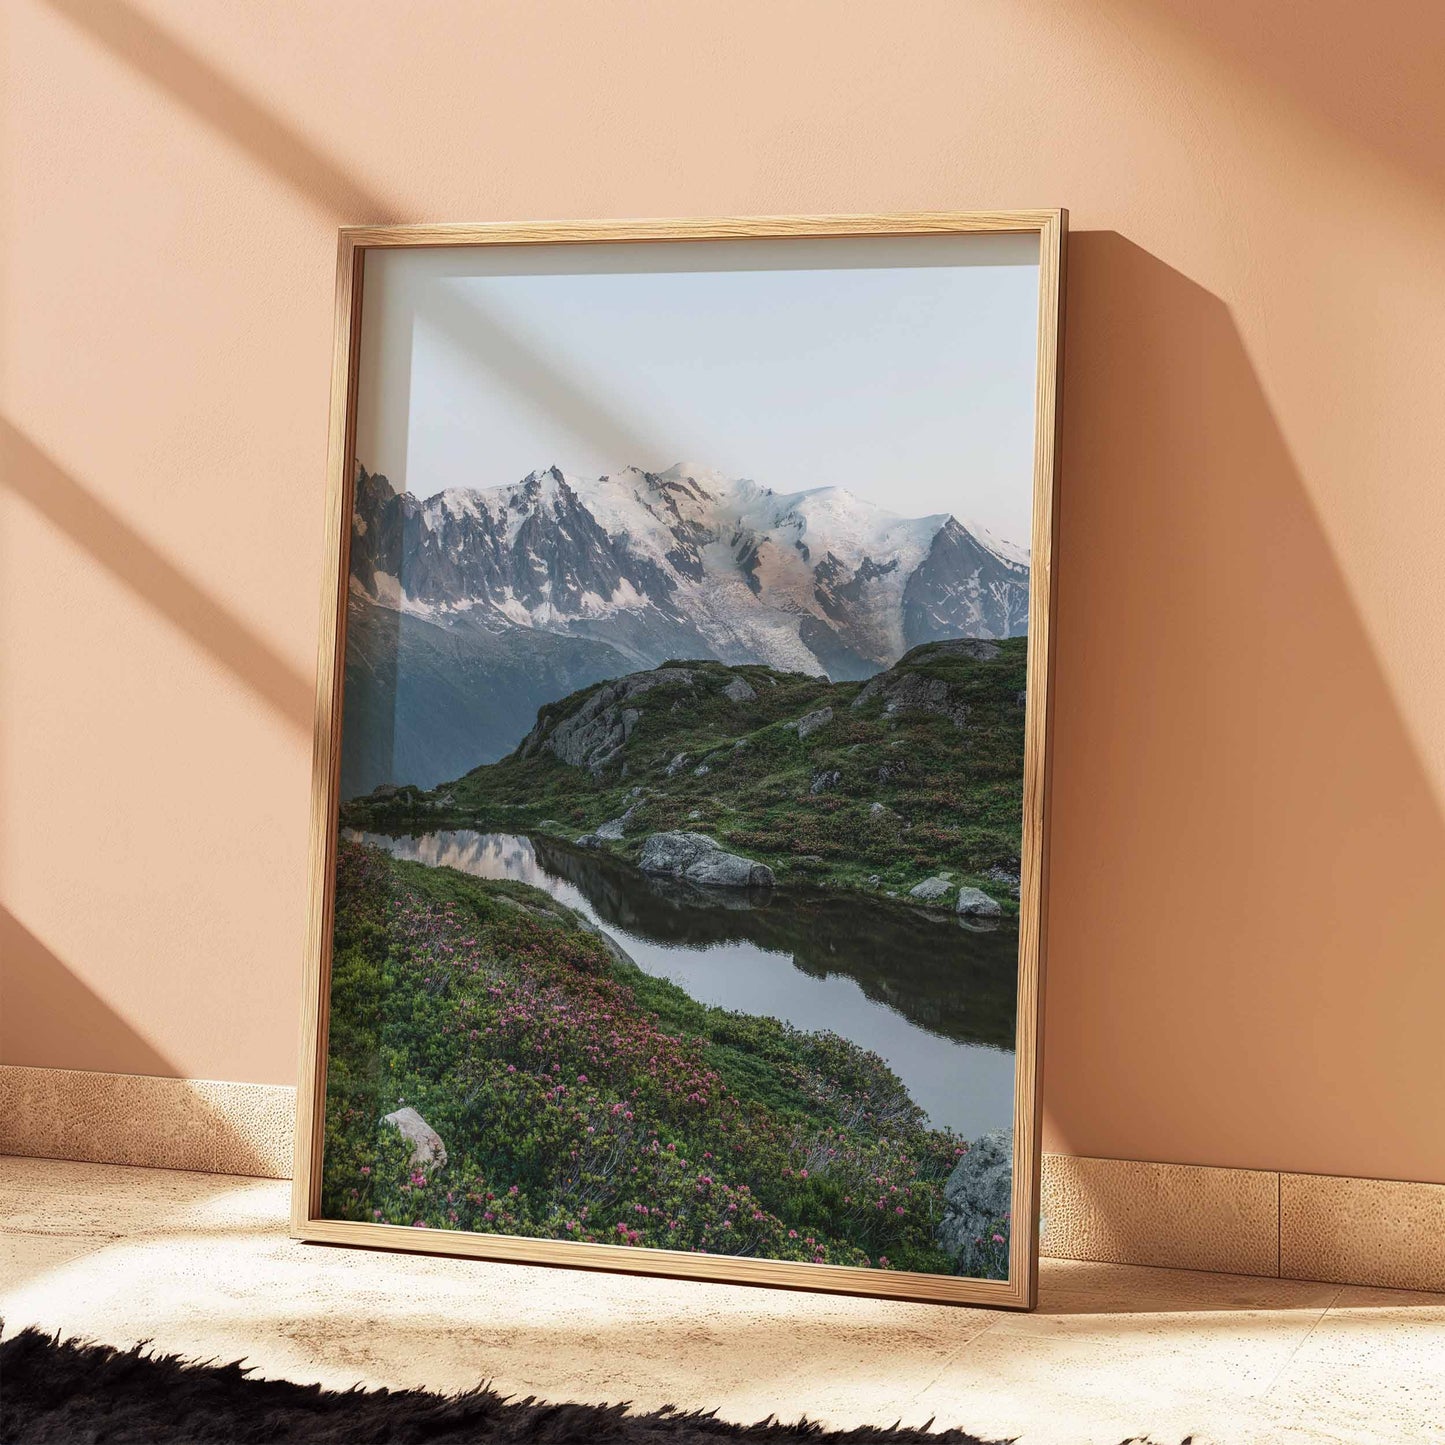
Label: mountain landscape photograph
xmin=321 ymin=232 xmax=1042 ymax=1282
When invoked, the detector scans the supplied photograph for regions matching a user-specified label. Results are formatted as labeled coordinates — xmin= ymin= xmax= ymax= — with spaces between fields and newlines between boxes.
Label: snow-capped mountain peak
xmin=349 ymin=460 xmax=1029 ymax=679
xmin=656 ymin=460 xmax=733 ymax=489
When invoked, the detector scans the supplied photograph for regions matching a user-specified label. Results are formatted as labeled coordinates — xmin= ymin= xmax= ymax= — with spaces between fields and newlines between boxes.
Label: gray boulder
xmin=594 ymin=804 xmax=636 ymax=841
xmin=937 ymin=1128 xmax=1013 ymax=1273
xmin=382 ymin=1106 xmax=447 ymax=1171
xmin=810 ymin=769 xmax=841 ymax=794
xmin=639 ymin=831 xmax=775 ymax=888
xmin=909 ymin=874 xmax=954 ymax=903
xmin=665 ymin=752 xmax=691 ymax=777
xmin=688 ymin=850 xmax=774 ymax=888
xmin=956 ymin=886 xmax=1003 ymax=917
xmin=723 ymin=676 xmax=757 ymax=703
xmin=793 ymin=706 xmax=833 ymax=740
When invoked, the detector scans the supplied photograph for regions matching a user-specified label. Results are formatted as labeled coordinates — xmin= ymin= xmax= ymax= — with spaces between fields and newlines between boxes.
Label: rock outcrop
xmin=639 ymin=832 xmax=775 ymax=888
xmin=936 ymin=1127 xmax=1013 ymax=1273
xmin=382 ymin=1106 xmax=448 ymax=1171
xmin=853 ymin=672 xmax=970 ymax=729
xmin=521 ymin=669 xmax=694 ymax=776
xmin=851 ymin=640 xmax=1002 ymax=731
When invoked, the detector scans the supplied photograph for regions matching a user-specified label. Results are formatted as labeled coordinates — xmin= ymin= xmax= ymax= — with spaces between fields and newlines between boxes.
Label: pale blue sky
xmin=356 ymin=234 xmax=1041 ymax=549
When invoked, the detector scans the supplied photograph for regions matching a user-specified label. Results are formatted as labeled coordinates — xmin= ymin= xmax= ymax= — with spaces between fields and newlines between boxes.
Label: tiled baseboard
xmin=1040 ymin=1154 xmax=1281 ymax=1276
xmin=1041 ymin=1152 xmax=1445 ymax=1293
xmin=3 ymin=1066 xmax=1441 ymax=1292
xmin=1279 ymin=1170 xmax=1445 ymax=1293
xmin=0 ymin=1065 xmax=293 ymax=1179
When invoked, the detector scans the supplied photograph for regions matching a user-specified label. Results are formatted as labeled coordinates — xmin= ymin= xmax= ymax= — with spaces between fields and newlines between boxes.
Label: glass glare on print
xmin=319 ymin=231 xmax=1041 ymax=1282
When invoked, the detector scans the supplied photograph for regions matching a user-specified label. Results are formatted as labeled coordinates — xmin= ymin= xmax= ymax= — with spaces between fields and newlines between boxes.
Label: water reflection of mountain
xmin=529 ymin=836 xmax=1018 ymax=1051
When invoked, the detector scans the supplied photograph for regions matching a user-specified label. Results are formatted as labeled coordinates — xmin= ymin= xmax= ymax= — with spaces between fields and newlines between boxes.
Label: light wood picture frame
xmin=293 ymin=211 xmax=1066 ymax=1310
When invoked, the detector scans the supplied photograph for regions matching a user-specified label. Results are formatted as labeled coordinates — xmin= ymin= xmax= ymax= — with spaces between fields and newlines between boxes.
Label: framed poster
xmin=293 ymin=212 xmax=1065 ymax=1309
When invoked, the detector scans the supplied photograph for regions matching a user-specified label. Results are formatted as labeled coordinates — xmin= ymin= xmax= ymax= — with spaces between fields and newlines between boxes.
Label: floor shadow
xmin=0 ymin=422 xmax=314 ymax=734
xmin=1043 ymin=233 xmax=1445 ymax=1182
xmin=1034 ymin=1258 xmax=1338 ymax=1316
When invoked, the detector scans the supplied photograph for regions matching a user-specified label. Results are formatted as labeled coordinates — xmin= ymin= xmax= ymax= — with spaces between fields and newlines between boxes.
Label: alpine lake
xmin=345 ymin=828 xmax=1018 ymax=1140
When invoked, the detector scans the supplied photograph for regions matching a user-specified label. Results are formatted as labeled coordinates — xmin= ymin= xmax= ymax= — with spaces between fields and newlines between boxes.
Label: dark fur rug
xmin=1 ymin=1326 xmax=1018 ymax=1445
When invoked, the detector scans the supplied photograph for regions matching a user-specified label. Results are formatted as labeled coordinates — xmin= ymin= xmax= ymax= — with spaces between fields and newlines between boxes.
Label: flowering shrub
xmin=954 ymin=1216 xmax=1011 ymax=1280
xmin=322 ymin=840 xmax=996 ymax=1276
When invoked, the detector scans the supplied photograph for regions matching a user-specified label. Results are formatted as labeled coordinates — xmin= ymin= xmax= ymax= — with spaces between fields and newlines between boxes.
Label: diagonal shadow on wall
xmin=1045 ymin=233 xmax=1445 ymax=1183
xmin=0 ymin=907 xmax=176 ymax=1076
xmin=1123 ymin=0 xmax=1445 ymax=202
xmin=40 ymin=0 xmax=392 ymax=221
xmin=0 ymin=422 xmax=314 ymax=734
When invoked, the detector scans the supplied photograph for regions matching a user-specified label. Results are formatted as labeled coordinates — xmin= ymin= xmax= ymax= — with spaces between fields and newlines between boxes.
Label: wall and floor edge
xmin=3 ymin=1064 xmax=1440 ymax=1294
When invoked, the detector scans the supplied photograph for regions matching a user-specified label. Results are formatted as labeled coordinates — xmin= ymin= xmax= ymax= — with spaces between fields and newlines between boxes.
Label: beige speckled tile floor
xmin=3 ymin=1156 xmax=1442 ymax=1443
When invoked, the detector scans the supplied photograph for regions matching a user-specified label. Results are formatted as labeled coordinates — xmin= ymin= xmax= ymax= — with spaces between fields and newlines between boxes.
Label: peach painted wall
xmin=4 ymin=1 xmax=1444 ymax=1183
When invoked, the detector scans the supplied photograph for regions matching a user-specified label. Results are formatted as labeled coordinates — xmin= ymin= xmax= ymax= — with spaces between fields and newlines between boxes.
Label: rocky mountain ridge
xmin=349 ymin=460 xmax=1029 ymax=681
xmin=348 ymin=637 xmax=1029 ymax=908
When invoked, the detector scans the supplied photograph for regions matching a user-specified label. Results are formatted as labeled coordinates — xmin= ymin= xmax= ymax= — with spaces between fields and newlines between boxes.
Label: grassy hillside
xmin=344 ymin=637 xmax=1028 ymax=908
xmin=322 ymin=839 xmax=1007 ymax=1276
